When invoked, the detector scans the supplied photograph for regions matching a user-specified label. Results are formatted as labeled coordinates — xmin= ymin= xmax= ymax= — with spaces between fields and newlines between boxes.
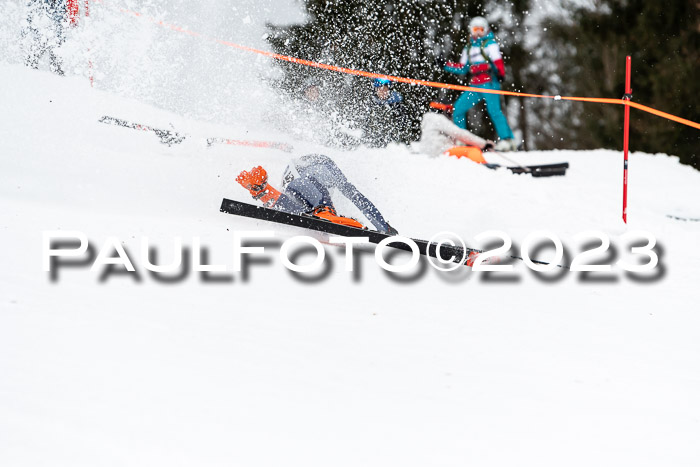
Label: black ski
xmin=508 ymin=162 xmax=569 ymax=177
xmin=666 ymin=214 xmax=700 ymax=222
xmin=98 ymin=116 xmax=186 ymax=146
xmin=484 ymin=162 xmax=569 ymax=177
xmin=99 ymin=115 xmax=296 ymax=152
xmin=220 ymin=198 xmax=479 ymax=265
xmin=219 ymin=198 xmax=565 ymax=268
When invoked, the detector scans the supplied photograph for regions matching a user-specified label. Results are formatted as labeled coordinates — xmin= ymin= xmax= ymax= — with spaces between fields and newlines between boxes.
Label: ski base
xmin=485 ymin=162 xmax=569 ymax=177
xmin=220 ymin=199 xmax=566 ymax=269
xmin=219 ymin=198 xmax=480 ymax=266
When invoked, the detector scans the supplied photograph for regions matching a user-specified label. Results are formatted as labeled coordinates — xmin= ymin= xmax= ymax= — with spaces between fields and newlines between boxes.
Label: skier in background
xmin=236 ymin=154 xmax=398 ymax=234
xmin=362 ymin=78 xmax=410 ymax=147
xmin=440 ymin=16 xmax=517 ymax=151
xmin=299 ymin=76 xmax=327 ymax=106
xmin=22 ymin=0 xmax=79 ymax=75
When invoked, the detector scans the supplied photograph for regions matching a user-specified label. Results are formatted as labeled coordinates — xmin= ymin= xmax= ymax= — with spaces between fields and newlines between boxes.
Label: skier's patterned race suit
xmin=276 ymin=154 xmax=391 ymax=233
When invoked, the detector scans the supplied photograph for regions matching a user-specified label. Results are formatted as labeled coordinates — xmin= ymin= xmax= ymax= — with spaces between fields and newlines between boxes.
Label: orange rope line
xmin=111 ymin=3 xmax=700 ymax=131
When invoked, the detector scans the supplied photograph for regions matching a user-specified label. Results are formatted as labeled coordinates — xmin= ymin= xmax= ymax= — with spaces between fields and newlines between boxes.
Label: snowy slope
xmin=2 ymin=22 xmax=700 ymax=467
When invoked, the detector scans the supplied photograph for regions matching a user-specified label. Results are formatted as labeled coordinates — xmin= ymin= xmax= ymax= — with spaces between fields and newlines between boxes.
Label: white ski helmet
xmin=468 ymin=16 xmax=490 ymax=37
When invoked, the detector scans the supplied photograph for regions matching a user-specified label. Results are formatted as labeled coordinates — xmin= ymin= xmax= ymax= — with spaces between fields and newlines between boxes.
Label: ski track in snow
xmin=1 ymin=61 xmax=700 ymax=467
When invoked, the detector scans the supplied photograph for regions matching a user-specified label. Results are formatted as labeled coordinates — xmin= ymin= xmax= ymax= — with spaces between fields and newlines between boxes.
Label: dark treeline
xmin=267 ymin=0 xmax=699 ymax=169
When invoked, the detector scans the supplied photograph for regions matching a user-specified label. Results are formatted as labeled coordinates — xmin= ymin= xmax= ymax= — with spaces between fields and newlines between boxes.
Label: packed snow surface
xmin=1 ymin=2 xmax=700 ymax=465
xmin=2 ymin=61 xmax=699 ymax=467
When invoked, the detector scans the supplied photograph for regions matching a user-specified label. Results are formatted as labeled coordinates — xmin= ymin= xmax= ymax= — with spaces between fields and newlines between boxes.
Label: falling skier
xmin=236 ymin=154 xmax=398 ymax=235
xmin=414 ymin=112 xmax=494 ymax=157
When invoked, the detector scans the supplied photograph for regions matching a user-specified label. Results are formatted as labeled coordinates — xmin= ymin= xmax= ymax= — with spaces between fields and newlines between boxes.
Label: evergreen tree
xmin=266 ymin=1 xmax=499 ymax=142
xmin=267 ymin=1 xmax=698 ymax=167
xmin=544 ymin=0 xmax=699 ymax=167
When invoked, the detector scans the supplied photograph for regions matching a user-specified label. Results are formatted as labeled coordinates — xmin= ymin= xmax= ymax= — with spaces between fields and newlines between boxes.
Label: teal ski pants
xmin=452 ymin=80 xmax=514 ymax=140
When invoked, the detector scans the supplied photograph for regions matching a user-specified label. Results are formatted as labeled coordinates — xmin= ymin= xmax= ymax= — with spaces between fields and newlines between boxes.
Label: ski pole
xmin=488 ymin=150 xmax=531 ymax=173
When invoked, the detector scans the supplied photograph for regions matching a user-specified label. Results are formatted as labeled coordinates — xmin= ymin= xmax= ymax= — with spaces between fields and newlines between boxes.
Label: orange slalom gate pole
xmin=622 ymin=56 xmax=631 ymax=224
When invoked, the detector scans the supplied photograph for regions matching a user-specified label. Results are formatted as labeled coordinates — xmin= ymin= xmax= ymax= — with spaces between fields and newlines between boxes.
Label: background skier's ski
xmin=98 ymin=116 xmax=185 ymax=146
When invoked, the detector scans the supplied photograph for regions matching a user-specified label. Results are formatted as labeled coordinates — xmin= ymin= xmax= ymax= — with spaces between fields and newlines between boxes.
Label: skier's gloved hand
xmin=483 ymin=141 xmax=495 ymax=151
xmin=497 ymin=73 xmax=505 ymax=83
xmin=236 ymin=166 xmax=268 ymax=194
xmin=236 ymin=166 xmax=281 ymax=208
xmin=433 ymin=56 xmax=446 ymax=68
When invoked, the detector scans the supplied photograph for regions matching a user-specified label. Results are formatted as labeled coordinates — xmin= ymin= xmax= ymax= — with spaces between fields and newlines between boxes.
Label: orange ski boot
xmin=236 ymin=166 xmax=282 ymax=208
xmin=465 ymin=250 xmax=480 ymax=267
xmin=465 ymin=250 xmax=501 ymax=267
xmin=311 ymin=205 xmax=364 ymax=229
